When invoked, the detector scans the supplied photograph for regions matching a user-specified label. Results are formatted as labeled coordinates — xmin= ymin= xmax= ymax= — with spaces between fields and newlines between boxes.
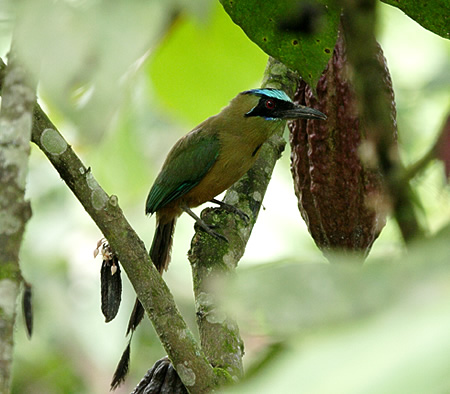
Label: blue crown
xmin=243 ymin=88 xmax=292 ymax=103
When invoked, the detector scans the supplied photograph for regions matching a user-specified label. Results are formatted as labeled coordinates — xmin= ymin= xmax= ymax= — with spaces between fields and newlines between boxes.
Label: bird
xmin=111 ymin=88 xmax=326 ymax=389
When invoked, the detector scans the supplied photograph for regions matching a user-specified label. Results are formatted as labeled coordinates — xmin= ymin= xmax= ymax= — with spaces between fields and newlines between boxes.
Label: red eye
xmin=265 ymin=99 xmax=275 ymax=110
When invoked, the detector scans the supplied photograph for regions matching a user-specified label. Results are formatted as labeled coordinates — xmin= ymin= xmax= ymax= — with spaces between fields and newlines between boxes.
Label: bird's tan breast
xmin=182 ymin=119 xmax=278 ymax=208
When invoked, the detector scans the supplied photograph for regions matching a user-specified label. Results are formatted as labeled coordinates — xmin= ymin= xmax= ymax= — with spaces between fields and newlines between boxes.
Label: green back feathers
xmin=145 ymin=128 xmax=220 ymax=214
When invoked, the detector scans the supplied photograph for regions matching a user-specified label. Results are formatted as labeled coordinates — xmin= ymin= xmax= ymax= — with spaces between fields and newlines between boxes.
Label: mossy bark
xmin=188 ymin=57 xmax=299 ymax=380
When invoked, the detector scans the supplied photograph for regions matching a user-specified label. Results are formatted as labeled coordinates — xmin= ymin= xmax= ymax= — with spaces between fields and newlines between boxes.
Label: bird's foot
xmin=210 ymin=198 xmax=250 ymax=223
xmin=182 ymin=204 xmax=229 ymax=243
xmin=197 ymin=221 xmax=229 ymax=243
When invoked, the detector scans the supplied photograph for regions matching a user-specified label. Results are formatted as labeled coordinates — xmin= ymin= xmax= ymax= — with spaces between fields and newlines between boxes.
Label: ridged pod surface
xmin=289 ymin=32 xmax=396 ymax=261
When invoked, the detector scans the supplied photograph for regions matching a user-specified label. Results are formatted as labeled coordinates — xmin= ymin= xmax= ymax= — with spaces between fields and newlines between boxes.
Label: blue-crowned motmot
xmin=147 ymin=88 xmax=326 ymax=272
xmin=111 ymin=88 xmax=326 ymax=388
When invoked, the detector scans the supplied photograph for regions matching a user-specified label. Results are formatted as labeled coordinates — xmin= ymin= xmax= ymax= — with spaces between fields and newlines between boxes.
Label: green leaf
xmin=219 ymin=0 xmax=340 ymax=88
xmin=381 ymin=0 xmax=450 ymax=40
xmin=148 ymin=3 xmax=268 ymax=125
xmin=223 ymin=225 xmax=450 ymax=392
xmin=224 ymin=225 xmax=450 ymax=336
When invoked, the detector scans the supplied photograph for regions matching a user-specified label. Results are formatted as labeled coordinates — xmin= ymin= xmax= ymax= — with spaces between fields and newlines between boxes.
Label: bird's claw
xmin=199 ymin=223 xmax=229 ymax=243
xmin=234 ymin=209 xmax=250 ymax=223
xmin=210 ymin=199 xmax=250 ymax=223
xmin=211 ymin=230 xmax=229 ymax=243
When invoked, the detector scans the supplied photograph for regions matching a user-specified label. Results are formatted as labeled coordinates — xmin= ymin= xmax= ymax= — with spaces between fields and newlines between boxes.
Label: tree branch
xmin=403 ymin=112 xmax=450 ymax=182
xmin=0 ymin=55 xmax=226 ymax=392
xmin=31 ymin=109 xmax=223 ymax=393
xmin=0 ymin=49 xmax=36 ymax=392
xmin=189 ymin=58 xmax=299 ymax=378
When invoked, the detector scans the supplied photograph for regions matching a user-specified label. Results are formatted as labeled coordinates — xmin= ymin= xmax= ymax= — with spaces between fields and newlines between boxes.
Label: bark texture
xmin=189 ymin=57 xmax=298 ymax=379
xmin=0 ymin=53 xmax=36 ymax=392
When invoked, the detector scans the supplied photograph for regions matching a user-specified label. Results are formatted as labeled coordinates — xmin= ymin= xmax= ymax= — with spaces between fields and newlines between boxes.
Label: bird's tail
xmin=150 ymin=218 xmax=177 ymax=273
xmin=126 ymin=218 xmax=176 ymax=338
xmin=111 ymin=218 xmax=177 ymax=390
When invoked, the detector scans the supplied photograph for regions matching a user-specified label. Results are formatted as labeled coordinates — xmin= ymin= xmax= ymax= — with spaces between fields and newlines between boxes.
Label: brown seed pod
xmin=95 ymin=239 xmax=122 ymax=322
xmin=101 ymin=255 xmax=122 ymax=322
xmin=22 ymin=282 xmax=33 ymax=339
xmin=289 ymin=31 xmax=396 ymax=261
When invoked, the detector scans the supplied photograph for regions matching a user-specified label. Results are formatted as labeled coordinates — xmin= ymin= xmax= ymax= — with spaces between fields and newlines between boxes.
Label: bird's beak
xmin=281 ymin=105 xmax=327 ymax=120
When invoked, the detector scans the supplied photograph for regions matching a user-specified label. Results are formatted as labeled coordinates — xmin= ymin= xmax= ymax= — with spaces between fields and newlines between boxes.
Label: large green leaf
xmin=223 ymin=226 xmax=450 ymax=393
xmin=148 ymin=3 xmax=268 ymax=125
xmin=381 ymin=0 xmax=450 ymax=40
xmin=220 ymin=0 xmax=340 ymax=88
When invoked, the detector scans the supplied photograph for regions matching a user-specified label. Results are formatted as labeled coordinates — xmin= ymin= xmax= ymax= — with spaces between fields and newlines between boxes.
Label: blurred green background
xmin=1 ymin=0 xmax=448 ymax=393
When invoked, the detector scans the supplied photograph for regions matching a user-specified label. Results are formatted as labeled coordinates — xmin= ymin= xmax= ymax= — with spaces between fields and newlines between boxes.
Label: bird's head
xmin=241 ymin=88 xmax=326 ymax=121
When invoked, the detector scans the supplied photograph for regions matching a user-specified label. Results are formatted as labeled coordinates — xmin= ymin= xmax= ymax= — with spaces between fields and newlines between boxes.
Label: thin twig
xmin=403 ymin=113 xmax=450 ymax=182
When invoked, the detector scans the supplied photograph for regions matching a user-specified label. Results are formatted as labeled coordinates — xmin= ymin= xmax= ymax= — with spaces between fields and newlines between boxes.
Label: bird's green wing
xmin=145 ymin=128 xmax=220 ymax=214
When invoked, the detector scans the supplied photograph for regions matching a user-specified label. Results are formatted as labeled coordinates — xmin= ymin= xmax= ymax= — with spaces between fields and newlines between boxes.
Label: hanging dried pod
xmin=95 ymin=238 xmax=122 ymax=322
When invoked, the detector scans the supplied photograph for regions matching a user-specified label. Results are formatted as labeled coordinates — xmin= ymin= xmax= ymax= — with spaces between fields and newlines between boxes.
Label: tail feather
xmin=150 ymin=218 xmax=177 ymax=273
xmin=112 ymin=218 xmax=177 ymax=389
xmin=110 ymin=340 xmax=131 ymax=390
xmin=126 ymin=298 xmax=145 ymax=336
